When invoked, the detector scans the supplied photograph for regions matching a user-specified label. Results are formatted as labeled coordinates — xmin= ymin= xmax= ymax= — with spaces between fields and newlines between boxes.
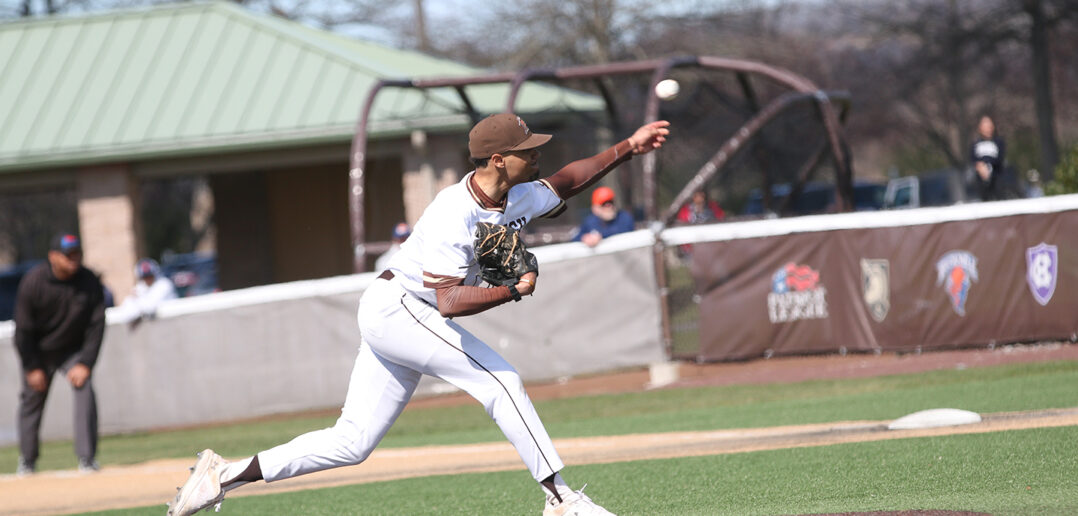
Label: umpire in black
xmin=13 ymin=233 xmax=106 ymax=475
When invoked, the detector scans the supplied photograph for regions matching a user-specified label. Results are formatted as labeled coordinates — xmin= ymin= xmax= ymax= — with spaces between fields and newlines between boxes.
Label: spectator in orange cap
xmin=572 ymin=186 xmax=635 ymax=247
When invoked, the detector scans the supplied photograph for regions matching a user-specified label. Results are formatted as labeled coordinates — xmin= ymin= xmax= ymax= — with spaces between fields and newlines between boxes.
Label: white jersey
xmin=385 ymin=172 xmax=565 ymax=307
xmin=113 ymin=277 xmax=178 ymax=323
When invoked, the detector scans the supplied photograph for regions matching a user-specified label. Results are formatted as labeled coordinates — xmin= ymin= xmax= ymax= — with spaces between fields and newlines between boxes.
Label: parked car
xmin=160 ymin=252 xmax=218 ymax=297
xmin=883 ymin=165 xmax=1031 ymax=209
xmin=743 ymin=180 xmax=886 ymax=216
xmin=883 ymin=168 xmax=976 ymax=209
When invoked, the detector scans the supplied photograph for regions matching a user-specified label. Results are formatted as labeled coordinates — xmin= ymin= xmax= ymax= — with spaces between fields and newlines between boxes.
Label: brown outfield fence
xmin=661 ymin=194 xmax=1078 ymax=362
xmin=2 ymin=195 xmax=1074 ymax=442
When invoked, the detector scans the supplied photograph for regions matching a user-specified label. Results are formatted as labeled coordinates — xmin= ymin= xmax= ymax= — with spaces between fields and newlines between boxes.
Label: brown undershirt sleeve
xmin=543 ymin=140 xmax=635 ymax=200
xmin=434 ymin=281 xmax=516 ymax=318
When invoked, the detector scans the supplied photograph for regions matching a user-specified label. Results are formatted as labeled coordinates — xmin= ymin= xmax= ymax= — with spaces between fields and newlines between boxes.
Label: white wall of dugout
xmin=0 ymin=241 xmax=664 ymax=445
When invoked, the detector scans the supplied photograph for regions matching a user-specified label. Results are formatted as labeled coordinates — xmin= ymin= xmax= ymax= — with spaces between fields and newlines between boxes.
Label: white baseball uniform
xmin=258 ymin=172 xmax=567 ymax=483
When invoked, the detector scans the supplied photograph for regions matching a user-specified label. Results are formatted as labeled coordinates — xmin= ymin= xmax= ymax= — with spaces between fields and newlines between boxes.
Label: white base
xmin=647 ymin=361 xmax=680 ymax=389
xmin=887 ymin=408 xmax=982 ymax=430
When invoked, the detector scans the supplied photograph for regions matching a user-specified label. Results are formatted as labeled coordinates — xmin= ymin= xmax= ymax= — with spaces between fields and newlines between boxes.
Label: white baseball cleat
xmin=543 ymin=485 xmax=616 ymax=516
xmin=166 ymin=449 xmax=227 ymax=516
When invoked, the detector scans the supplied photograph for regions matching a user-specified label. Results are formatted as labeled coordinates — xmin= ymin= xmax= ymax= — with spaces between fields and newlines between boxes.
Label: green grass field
xmin=7 ymin=359 xmax=1078 ymax=515
xmin=98 ymin=426 xmax=1078 ymax=516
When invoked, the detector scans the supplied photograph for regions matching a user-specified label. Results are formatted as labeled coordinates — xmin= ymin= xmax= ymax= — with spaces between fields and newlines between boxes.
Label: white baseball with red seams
xmin=655 ymin=79 xmax=679 ymax=101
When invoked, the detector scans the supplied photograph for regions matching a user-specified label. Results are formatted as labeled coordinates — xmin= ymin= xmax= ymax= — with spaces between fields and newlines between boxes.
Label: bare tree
xmin=4 ymin=0 xmax=1074 ymax=183
xmin=431 ymin=0 xmax=663 ymax=69
xmin=848 ymin=0 xmax=1077 ymax=176
xmin=237 ymin=0 xmax=428 ymax=51
xmin=1020 ymin=0 xmax=1078 ymax=180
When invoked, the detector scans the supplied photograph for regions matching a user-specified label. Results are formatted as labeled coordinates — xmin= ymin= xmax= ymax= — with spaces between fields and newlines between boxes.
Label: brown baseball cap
xmin=468 ymin=113 xmax=552 ymax=159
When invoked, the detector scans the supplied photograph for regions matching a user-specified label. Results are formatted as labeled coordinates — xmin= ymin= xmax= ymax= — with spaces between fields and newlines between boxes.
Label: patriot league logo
xmin=768 ymin=262 xmax=828 ymax=323
xmin=936 ymin=251 xmax=978 ymax=316
xmin=861 ymin=259 xmax=890 ymax=323
xmin=1026 ymin=243 xmax=1058 ymax=306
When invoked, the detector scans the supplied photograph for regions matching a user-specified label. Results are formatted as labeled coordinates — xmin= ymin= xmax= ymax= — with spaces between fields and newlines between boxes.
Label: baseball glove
xmin=473 ymin=222 xmax=538 ymax=286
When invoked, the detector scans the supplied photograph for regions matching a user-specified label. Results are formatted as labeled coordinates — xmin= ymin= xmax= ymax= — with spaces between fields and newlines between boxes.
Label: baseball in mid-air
xmin=655 ymin=79 xmax=680 ymax=101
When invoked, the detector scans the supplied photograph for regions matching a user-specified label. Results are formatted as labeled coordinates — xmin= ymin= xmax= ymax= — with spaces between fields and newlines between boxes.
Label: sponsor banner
xmin=691 ymin=211 xmax=1078 ymax=362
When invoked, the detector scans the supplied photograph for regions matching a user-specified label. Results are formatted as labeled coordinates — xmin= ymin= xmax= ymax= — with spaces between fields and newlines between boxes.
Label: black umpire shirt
xmin=14 ymin=263 xmax=106 ymax=372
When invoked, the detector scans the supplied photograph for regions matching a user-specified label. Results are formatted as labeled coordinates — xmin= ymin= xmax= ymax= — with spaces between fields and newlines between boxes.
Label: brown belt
xmin=377 ymin=270 xmax=395 ymax=281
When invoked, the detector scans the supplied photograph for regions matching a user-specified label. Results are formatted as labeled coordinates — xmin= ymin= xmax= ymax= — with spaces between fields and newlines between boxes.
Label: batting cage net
xmin=349 ymin=56 xmax=853 ymax=267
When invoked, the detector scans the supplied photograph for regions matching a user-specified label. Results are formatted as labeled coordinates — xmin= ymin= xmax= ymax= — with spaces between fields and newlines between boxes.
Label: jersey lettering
xmin=387 ymin=174 xmax=561 ymax=306
xmin=507 ymin=216 xmax=528 ymax=230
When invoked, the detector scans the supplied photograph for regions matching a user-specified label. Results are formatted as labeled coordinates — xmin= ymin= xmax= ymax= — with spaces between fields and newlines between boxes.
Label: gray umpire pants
xmin=17 ymin=351 xmax=98 ymax=463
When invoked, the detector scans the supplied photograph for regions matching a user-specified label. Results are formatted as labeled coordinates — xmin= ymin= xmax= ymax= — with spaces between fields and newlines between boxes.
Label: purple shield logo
xmin=1026 ymin=243 xmax=1058 ymax=306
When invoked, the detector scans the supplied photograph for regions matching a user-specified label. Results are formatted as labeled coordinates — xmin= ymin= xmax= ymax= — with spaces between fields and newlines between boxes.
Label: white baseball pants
xmin=258 ymin=276 xmax=564 ymax=483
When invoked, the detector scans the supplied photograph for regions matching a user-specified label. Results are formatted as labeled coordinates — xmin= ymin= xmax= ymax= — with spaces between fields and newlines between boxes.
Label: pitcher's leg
xmin=392 ymin=297 xmax=563 ymax=482
xmin=258 ymin=343 xmax=420 ymax=482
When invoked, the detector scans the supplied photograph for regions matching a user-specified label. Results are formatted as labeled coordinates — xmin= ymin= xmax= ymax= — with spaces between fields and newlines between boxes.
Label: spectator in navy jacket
xmin=574 ymin=186 xmax=634 ymax=247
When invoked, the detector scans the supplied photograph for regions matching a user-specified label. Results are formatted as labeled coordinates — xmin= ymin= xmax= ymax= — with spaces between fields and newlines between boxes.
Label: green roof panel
xmin=0 ymin=1 xmax=602 ymax=173
xmin=56 ymin=18 xmax=140 ymax=149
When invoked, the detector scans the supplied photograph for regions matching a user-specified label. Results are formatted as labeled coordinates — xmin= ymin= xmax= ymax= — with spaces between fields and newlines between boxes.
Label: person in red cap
xmin=168 ymin=113 xmax=669 ymax=516
xmin=573 ymin=185 xmax=635 ymax=247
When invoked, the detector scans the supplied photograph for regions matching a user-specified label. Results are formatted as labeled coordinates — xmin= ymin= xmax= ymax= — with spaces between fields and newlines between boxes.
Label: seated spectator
xmin=574 ymin=186 xmax=634 ymax=247
xmin=113 ymin=258 xmax=178 ymax=325
xmin=375 ymin=222 xmax=411 ymax=272
xmin=676 ymin=190 xmax=725 ymax=224
xmin=1025 ymin=169 xmax=1045 ymax=198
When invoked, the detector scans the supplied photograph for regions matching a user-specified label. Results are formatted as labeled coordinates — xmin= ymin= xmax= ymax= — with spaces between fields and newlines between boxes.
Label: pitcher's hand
xmin=629 ymin=121 xmax=671 ymax=155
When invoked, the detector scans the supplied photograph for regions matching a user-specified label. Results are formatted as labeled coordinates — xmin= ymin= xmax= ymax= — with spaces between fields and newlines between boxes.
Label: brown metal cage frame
xmin=349 ymin=55 xmax=853 ymax=356
xmin=348 ymin=55 xmax=853 ymax=272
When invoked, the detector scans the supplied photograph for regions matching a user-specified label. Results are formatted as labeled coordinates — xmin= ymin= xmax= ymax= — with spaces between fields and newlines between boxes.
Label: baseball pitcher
xmin=168 ymin=113 xmax=670 ymax=516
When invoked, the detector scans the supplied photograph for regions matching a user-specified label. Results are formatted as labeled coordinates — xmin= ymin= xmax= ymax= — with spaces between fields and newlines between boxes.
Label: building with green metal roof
xmin=0 ymin=1 xmax=601 ymax=301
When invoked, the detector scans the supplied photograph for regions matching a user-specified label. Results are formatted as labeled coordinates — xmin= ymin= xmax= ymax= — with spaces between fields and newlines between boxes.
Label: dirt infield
xmin=3 ymin=408 xmax=1076 ymax=516
xmin=3 ymin=343 xmax=1077 ymax=516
